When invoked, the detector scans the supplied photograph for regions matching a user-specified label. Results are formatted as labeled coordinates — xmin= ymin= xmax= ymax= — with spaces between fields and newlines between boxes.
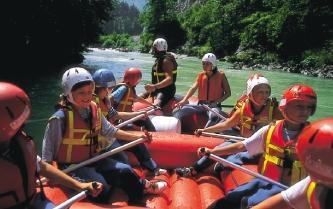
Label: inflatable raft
xmin=43 ymin=131 xmax=257 ymax=209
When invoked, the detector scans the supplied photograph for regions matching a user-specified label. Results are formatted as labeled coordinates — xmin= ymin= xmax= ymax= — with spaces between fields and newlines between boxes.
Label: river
xmin=20 ymin=48 xmax=333 ymax=154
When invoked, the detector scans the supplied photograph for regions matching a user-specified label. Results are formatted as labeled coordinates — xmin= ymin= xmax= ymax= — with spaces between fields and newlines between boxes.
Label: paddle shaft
xmin=208 ymin=153 xmax=289 ymax=190
xmin=202 ymin=104 xmax=227 ymax=121
xmin=201 ymin=132 xmax=246 ymax=141
xmin=116 ymin=108 xmax=156 ymax=128
xmin=53 ymin=190 xmax=88 ymax=209
xmin=62 ymin=137 xmax=146 ymax=173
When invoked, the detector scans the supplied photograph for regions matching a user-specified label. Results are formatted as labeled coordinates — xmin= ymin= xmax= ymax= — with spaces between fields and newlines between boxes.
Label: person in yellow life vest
xmin=252 ymin=117 xmax=333 ymax=209
xmin=0 ymin=82 xmax=102 ymax=209
xmin=176 ymin=73 xmax=282 ymax=178
xmin=202 ymin=84 xmax=317 ymax=209
xmin=42 ymin=67 xmax=167 ymax=206
xmin=143 ymin=38 xmax=178 ymax=109
xmin=110 ymin=67 xmax=156 ymax=131
xmin=173 ymin=53 xmax=231 ymax=128
xmin=92 ymin=68 xmax=167 ymax=176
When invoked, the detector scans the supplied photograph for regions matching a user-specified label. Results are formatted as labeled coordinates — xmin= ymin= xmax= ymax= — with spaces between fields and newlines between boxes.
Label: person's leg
xmin=205 ymin=107 xmax=223 ymax=128
xmin=133 ymin=119 xmax=156 ymax=131
xmin=33 ymin=192 xmax=56 ymax=209
xmin=155 ymin=91 xmax=174 ymax=108
xmin=173 ymin=104 xmax=203 ymax=121
xmin=225 ymin=178 xmax=262 ymax=203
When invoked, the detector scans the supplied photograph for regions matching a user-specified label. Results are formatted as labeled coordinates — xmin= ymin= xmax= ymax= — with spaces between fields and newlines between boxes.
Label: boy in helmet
xmin=204 ymin=84 xmax=317 ymax=209
xmin=174 ymin=52 xmax=231 ymax=128
xmin=252 ymin=117 xmax=333 ymax=209
xmin=42 ymin=67 xmax=167 ymax=206
xmin=176 ymin=73 xmax=282 ymax=178
xmin=0 ymin=82 xmax=103 ymax=209
xmin=144 ymin=38 xmax=178 ymax=109
xmin=93 ymin=68 xmax=167 ymax=177
xmin=110 ymin=67 xmax=156 ymax=131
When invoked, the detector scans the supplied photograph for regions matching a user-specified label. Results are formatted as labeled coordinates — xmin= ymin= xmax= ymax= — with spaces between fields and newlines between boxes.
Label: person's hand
xmin=176 ymin=99 xmax=187 ymax=108
xmin=144 ymin=84 xmax=156 ymax=93
xmin=81 ymin=182 xmax=103 ymax=197
xmin=142 ymin=130 xmax=153 ymax=143
xmin=194 ymin=129 xmax=204 ymax=136
xmin=197 ymin=147 xmax=211 ymax=157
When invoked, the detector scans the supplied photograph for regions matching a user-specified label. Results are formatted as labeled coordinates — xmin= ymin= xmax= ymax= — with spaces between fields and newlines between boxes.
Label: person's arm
xmin=117 ymin=111 xmax=144 ymax=121
xmin=114 ymin=129 xmax=148 ymax=142
xmin=215 ymin=71 xmax=231 ymax=104
xmin=110 ymin=85 xmax=127 ymax=104
xmin=42 ymin=117 xmax=64 ymax=163
xmin=177 ymin=80 xmax=199 ymax=107
xmin=39 ymin=160 xmax=102 ymax=197
xmin=134 ymin=95 xmax=155 ymax=106
xmin=252 ymin=193 xmax=291 ymax=209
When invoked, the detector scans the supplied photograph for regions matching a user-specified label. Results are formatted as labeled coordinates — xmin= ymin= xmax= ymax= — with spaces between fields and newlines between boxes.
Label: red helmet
xmin=123 ymin=67 xmax=142 ymax=86
xmin=296 ymin=118 xmax=333 ymax=186
xmin=0 ymin=82 xmax=31 ymax=142
xmin=279 ymin=84 xmax=317 ymax=115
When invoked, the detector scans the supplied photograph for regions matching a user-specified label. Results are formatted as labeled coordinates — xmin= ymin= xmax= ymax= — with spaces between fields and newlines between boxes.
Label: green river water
xmin=17 ymin=48 xmax=333 ymax=154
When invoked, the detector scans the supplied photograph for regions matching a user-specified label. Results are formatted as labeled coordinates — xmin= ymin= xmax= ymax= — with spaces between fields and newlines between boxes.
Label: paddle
xmin=53 ymin=182 xmax=98 ymax=209
xmin=204 ymin=151 xmax=289 ymax=190
xmin=202 ymin=104 xmax=227 ymax=121
xmin=116 ymin=107 xmax=157 ymax=129
xmin=201 ymin=132 xmax=246 ymax=142
xmin=38 ymin=137 xmax=147 ymax=185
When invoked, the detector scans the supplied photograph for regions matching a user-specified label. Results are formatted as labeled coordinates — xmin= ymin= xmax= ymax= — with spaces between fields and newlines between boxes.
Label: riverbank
xmin=230 ymin=62 xmax=333 ymax=79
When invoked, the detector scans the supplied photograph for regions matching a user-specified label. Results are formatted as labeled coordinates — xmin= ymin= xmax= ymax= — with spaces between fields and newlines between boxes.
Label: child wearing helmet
xmin=42 ymin=67 xmax=167 ymax=206
xmin=143 ymin=38 xmax=178 ymax=109
xmin=110 ymin=67 xmax=156 ymax=131
xmin=204 ymin=84 xmax=317 ymax=209
xmin=174 ymin=52 xmax=231 ymax=128
xmin=252 ymin=117 xmax=333 ymax=209
xmin=93 ymin=68 xmax=167 ymax=177
xmin=0 ymin=82 xmax=103 ymax=209
xmin=175 ymin=73 xmax=282 ymax=178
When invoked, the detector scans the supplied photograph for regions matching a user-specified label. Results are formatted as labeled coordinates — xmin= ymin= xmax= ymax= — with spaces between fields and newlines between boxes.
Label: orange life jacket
xmin=111 ymin=83 xmax=136 ymax=112
xmin=56 ymin=102 xmax=103 ymax=164
xmin=307 ymin=181 xmax=331 ymax=209
xmin=0 ymin=131 xmax=37 ymax=209
xmin=259 ymin=120 xmax=306 ymax=186
xmin=229 ymin=95 xmax=248 ymax=118
xmin=197 ymin=71 xmax=225 ymax=103
xmin=239 ymin=98 xmax=277 ymax=137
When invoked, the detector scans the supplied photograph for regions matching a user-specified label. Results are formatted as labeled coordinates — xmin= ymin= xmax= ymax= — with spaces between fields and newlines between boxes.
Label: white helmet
xmin=246 ymin=73 xmax=270 ymax=95
xmin=153 ymin=38 xmax=168 ymax=52
xmin=202 ymin=53 xmax=217 ymax=66
xmin=62 ymin=67 xmax=94 ymax=103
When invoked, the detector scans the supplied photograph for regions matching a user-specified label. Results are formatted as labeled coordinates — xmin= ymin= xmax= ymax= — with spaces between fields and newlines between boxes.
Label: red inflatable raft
xmin=43 ymin=131 xmax=256 ymax=209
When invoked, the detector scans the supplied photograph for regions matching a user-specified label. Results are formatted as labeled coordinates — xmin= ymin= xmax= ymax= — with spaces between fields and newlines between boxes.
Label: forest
xmin=2 ymin=0 xmax=332 ymax=76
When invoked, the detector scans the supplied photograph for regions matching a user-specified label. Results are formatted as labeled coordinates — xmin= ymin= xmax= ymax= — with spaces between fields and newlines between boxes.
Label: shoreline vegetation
xmin=96 ymin=34 xmax=333 ymax=79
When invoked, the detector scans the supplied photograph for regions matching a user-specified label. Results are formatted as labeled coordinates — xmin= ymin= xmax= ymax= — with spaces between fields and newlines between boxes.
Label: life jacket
xmin=111 ymin=83 xmax=136 ymax=112
xmin=94 ymin=96 xmax=110 ymax=118
xmin=56 ymin=102 xmax=104 ymax=164
xmin=197 ymin=71 xmax=225 ymax=104
xmin=239 ymin=98 xmax=277 ymax=137
xmin=307 ymin=181 xmax=332 ymax=209
xmin=229 ymin=95 xmax=248 ymax=118
xmin=152 ymin=53 xmax=177 ymax=88
xmin=259 ymin=120 xmax=307 ymax=186
xmin=0 ymin=131 xmax=38 ymax=209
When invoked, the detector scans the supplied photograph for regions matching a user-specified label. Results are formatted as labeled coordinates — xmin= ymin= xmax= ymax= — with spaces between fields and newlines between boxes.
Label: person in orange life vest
xmin=252 ymin=117 xmax=333 ymax=209
xmin=110 ymin=67 xmax=156 ymax=131
xmin=204 ymin=84 xmax=317 ymax=209
xmin=175 ymin=73 xmax=282 ymax=177
xmin=143 ymin=38 xmax=178 ymax=108
xmin=42 ymin=68 xmax=167 ymax=206
xmin=173 ymin=53 xmax=231 ymax=128
xmin=93 ymin=68 xmax=167 ymax=176
xmin=0 ymin=82 xmax=102 ymax=209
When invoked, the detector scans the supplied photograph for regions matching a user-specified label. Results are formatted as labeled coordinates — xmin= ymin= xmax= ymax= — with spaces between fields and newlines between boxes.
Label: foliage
xmin=301 ymin=39 xmax=333 ymax=67
xmin=139 ymin=0 xmax=186 ymax=52
xmin=98 ymin=33 xmax=137 ymax=50
xmin=3 ymin=0 xmax=116 ymax=74
xmin=103 ymin=1 xmax=142 ymax=35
